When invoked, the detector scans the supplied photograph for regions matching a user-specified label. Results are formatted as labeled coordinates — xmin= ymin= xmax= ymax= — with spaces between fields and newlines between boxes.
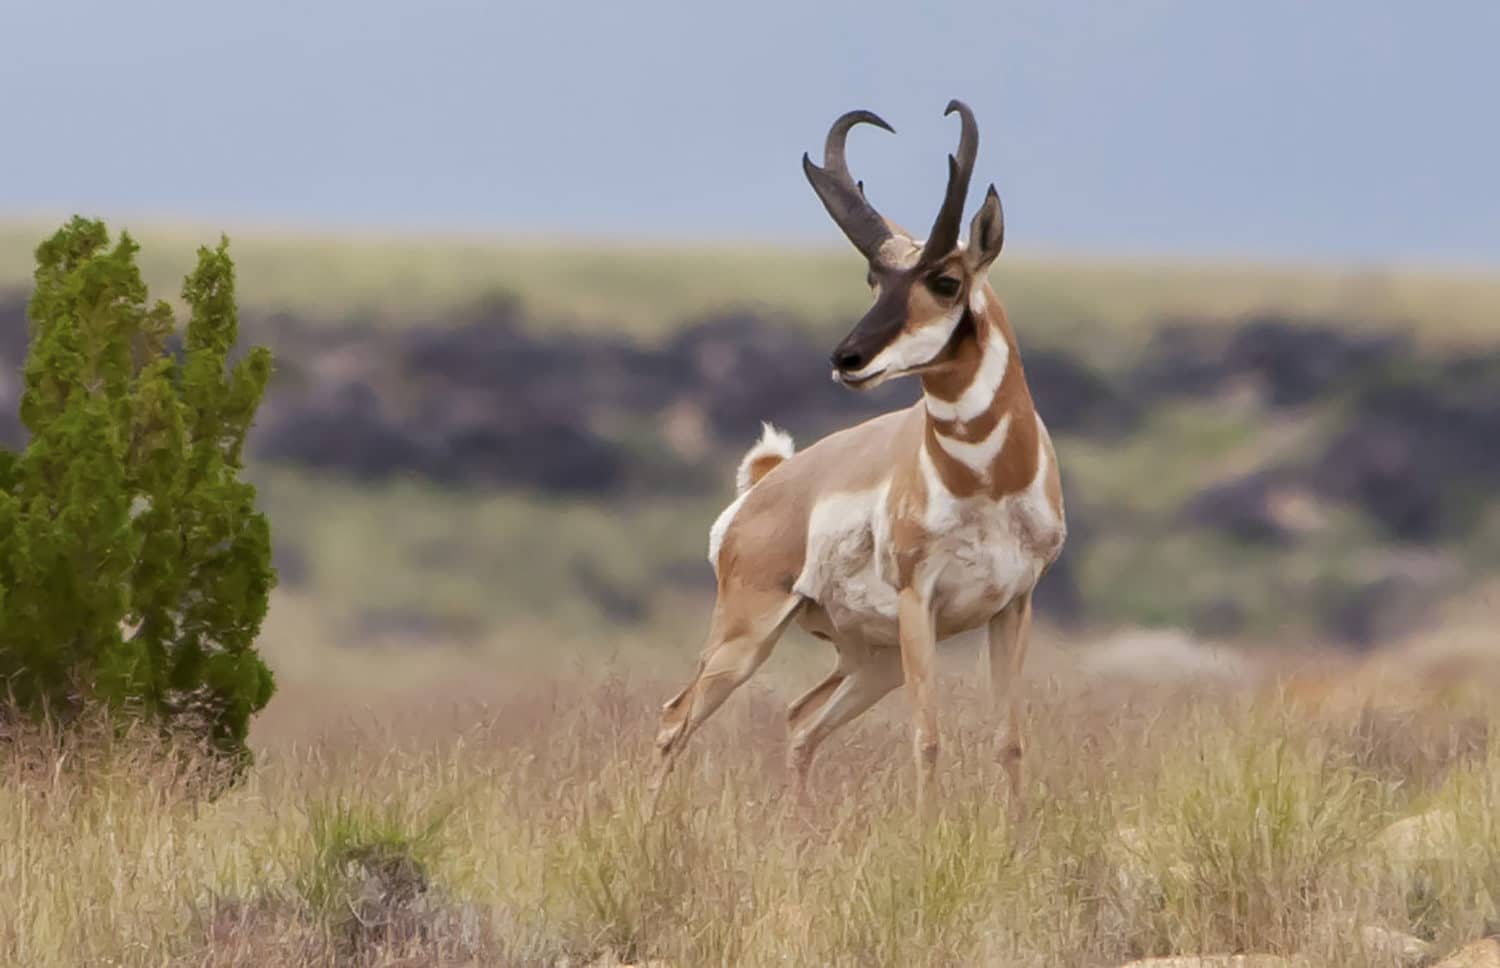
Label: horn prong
xmin=921 ymin=100 xmax=980 ymax=263
xmin=804 ymin=110 xmax=895 ymax=263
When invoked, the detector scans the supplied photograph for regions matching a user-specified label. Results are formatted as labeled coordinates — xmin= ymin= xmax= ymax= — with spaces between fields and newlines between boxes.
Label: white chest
xmin=924 ymin=491 xmax=1050 ymax=636
xmin=916 ymin=422 xmax=1064 ymax=634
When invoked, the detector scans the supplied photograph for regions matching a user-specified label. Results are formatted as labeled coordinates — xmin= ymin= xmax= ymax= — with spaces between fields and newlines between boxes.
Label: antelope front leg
xmin=897 ymin=587 xmax=940 ymax=810
xmin=987 ymin=591 xmax=1032 ymax=818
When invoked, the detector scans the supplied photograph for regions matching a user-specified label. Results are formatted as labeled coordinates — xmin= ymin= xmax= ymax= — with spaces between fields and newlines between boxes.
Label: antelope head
xmin=804 ymin=100 xmax=1005 ymax=390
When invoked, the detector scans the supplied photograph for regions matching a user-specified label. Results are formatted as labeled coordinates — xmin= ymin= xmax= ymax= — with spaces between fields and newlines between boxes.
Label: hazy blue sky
xmin=3 ymin=1 xmax=1496 ymax=263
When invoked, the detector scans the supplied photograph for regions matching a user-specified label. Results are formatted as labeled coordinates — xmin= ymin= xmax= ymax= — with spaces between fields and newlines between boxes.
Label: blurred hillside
xmin=3 ymin=224 xmax=1499 ymax=653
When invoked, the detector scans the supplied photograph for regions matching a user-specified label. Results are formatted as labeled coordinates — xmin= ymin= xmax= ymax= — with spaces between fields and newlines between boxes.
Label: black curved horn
xmin=803 ymin=110 xmax=895 ymax=262
xmin=920 ymin=99 xmax=979 ymax=263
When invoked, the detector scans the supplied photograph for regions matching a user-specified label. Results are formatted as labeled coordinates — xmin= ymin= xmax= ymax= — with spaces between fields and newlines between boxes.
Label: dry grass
xmin=4 ymin=639 xmax=1499 ymax=967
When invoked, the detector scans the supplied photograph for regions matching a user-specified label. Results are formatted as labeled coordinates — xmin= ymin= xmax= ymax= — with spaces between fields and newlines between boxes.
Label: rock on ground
xmin=1433 ymin=937 xmax=1500 ymax=968
xmin=1116 ymin=956 xmax=1298 ymax=968
xmin=1373 ymin=809 xmax=1462 ymax=866
xmin=1082 ymin=629 xmax=1255 ymax=686
xmin=1360 ymin=924 xmax=1435 ymax=967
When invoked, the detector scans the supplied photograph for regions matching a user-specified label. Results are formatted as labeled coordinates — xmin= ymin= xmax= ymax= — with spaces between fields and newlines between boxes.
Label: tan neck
xmin=917 ymin=288 xmax=1038 ymax=499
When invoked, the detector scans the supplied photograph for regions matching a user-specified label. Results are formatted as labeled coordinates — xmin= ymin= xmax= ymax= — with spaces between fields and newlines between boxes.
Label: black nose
xmin=832 ymin=348 xmax=865 ymax=372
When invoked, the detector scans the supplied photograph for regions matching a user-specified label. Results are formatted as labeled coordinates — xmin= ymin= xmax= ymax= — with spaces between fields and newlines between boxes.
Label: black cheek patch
xmin=837 ymin=280 xmax=915 ymax=364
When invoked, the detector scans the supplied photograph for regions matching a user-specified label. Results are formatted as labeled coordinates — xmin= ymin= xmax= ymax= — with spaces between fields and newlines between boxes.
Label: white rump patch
xmin=708 ymin=423 xmax=796 ymax=572
xmin=707 ymin=490 xmax=749 ymax=571
xmin=735 ymin=421 xmax=795 ymax=494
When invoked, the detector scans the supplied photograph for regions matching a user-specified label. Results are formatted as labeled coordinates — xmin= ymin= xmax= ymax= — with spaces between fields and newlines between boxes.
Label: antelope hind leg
xmin=650 ymin=589 xmax=801 ymax=803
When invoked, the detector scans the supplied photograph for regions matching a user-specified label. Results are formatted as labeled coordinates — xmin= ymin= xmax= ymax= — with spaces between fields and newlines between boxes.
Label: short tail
xmin=735 ymin=422 xmax=795 ymax=494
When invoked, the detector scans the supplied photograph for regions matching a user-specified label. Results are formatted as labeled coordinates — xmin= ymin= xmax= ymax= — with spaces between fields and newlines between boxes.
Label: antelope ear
xmin=965 ymin=184 xmax=1005 ymax=274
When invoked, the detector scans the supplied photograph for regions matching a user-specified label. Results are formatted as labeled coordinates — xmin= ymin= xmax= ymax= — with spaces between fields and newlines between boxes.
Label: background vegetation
xmin=0 ymin=221 xmax=275 ymax=760
xmin=7 ymin=220 xmax=1499 ymax=650
xmin=6 ymin=219 xmax=1500 ymax=344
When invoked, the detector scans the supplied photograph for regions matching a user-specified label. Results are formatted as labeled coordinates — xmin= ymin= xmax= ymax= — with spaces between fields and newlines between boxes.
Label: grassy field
xmin=4 ymin=631 xmax=1499 ymax=967
xmin=4 ymin=219 xmax=1500 ymax=347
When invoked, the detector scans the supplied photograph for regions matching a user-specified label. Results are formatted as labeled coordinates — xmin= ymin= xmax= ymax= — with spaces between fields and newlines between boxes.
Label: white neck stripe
xmin=924 ymin=325 xmax=1009 ymax=424
xmin=933 ymin=412 xmax=1012 ymax=474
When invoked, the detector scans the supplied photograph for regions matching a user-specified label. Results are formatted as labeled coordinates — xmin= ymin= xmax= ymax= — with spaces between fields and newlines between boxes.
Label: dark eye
xmin=928 ymin=275 xmax=962 ymax=298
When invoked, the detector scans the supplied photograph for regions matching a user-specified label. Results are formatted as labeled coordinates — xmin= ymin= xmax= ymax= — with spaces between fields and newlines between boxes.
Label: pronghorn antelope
xmin=653 ymin=100 xmax=1066 ymax=808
